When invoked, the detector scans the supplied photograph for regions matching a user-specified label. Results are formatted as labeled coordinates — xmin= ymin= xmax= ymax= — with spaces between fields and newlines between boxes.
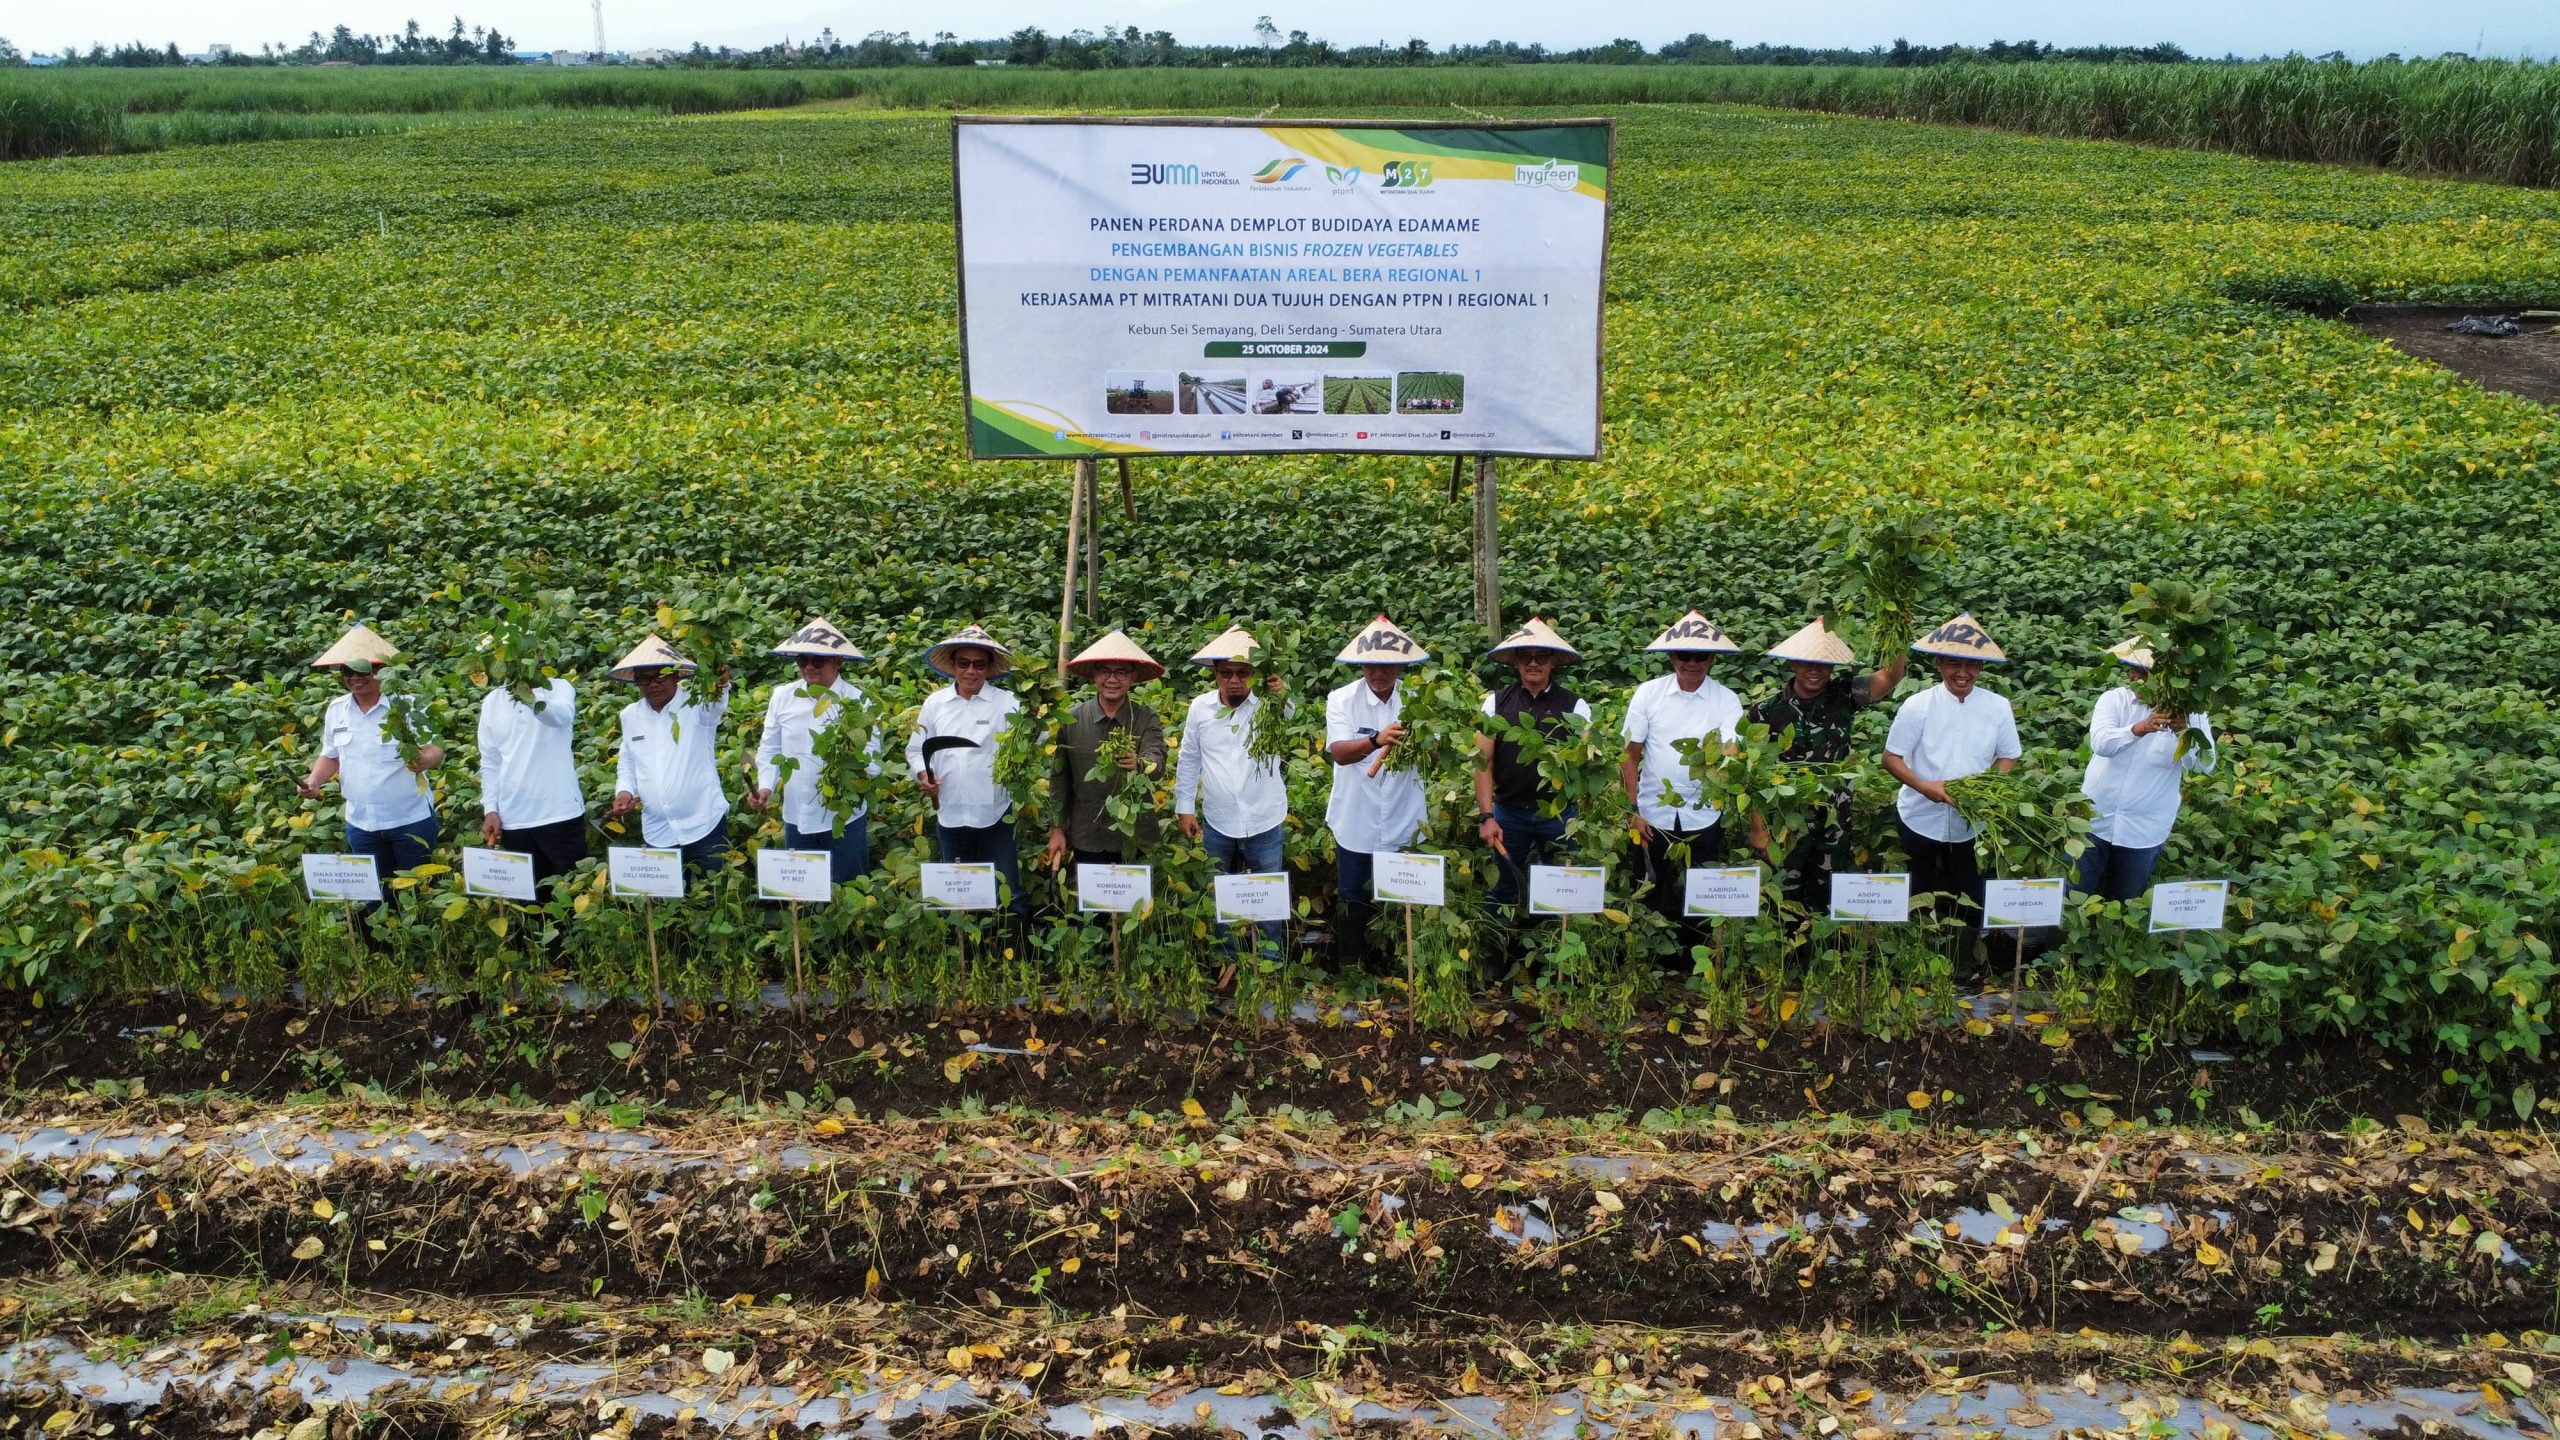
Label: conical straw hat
xmin=310 ymin=624 xmax=398 ymax=673
xmin=1335 ymin=615 xmax=1428 ymax=666
xmin=609 ymin=634 xmax=696 ymax=682
xmin=1189 ymin=624 xmax=1260 ymax=667
xmin=1912 ymin=611 xmax=2008 ymax=663
xmin=2108 ymin=636 xmax=2156 ymax=670
xmin=771 ymin=616 xmax=864 ymax=661
xmin=1763 ymin=618 xmax=1855 ymax=667
xmin=926 ymin=623 xmax=1013 ymax=679
xmin=1487 ymin=616 xmax=1582 ymax=662
xmin=1066 ymin=628 xmax=1166 ymax=683
xmin=1645 ymin=610 xmax=1742 ymax=655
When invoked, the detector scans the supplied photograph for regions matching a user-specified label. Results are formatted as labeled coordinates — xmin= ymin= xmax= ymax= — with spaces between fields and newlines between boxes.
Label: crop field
xmin=1397 ymin=370 xmax=1466 ymax=412
xmin=1323 ymin=374 xmax=1393 ymax=414
xmin=5 ymin=97 xmax=2560 ymax=1437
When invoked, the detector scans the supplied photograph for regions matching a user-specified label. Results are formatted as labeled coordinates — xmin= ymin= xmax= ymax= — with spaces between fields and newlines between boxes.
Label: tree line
xmin=5 ymin=23 xmax=2239 ymax=70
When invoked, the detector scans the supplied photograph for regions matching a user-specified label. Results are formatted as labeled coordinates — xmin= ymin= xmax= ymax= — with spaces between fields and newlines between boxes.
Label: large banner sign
xmin=955 ymin=118 xmax=1612 ymax=460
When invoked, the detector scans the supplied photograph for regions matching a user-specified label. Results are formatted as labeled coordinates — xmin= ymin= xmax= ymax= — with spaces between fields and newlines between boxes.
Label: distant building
xmin=208 ymin=43 xmax=233 ymax=59
xmin=28 ymin=53 xmax=63 ymax=66
xmin=628 ymin=47 xmax=674 ymax=63
xmin=509 ymin=50 xmax=551 ymax=63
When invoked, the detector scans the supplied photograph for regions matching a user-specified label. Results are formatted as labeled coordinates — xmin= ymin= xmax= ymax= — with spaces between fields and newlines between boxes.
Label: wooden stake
xmin=344 ymin=902 xmax=363 ymax=967
xmin=2010 ymin=927 xmax=2026 ymax=1029
xmin=790 ymin=899 xmax=808 ymax=1018
xmin=1109 ymin=912 xmax=1122 ymax=969
xmin=642 ymin=895 xmax=663 ymax=1016
xmin=1116 ymin=456 xmax=1136 ymax=521
xmin=1059 ymin=459 xmax=1089 ymax=672
xmin=1403 ymin=903 xmax=1418 ymax=1012
xmin=1447 ymin=454 xmax=1463 ymax=501
xmin=1471 ymin=455 xmax=1501 ymax=638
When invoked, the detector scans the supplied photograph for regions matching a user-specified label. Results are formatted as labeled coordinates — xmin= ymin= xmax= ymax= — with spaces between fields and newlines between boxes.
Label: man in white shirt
xmin=1175 ymin=626 xmax=1290 ymax=954
xmin=907 ymin=624 xmax=1025 ymax=915
xmin=605 ymin=635 xmax=732 ymax=878
xmin=752 ymin=618 xmax=877 ymax=885
xmin=2078 ymin=639 xmax=2217 ymax=902
xmin=1324 ymin=616 xmax=1428 ymax=968
xmin=1621 ymin=610 xmax=1745 ymax=950
xmin=477 ymin=674 xmax=583 ymax=889
xmin=297 ymin=625 xmax=445 ymax=894
xmin=1882 ymin=612 xmax=2021 ymax=919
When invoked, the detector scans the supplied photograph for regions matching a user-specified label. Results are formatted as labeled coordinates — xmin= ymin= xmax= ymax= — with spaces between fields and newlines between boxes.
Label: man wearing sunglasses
xmin=1621 ymin=610 xmax=1746 ymax=957
xmin=1048 ymin=630 xmax=1168 ymax=872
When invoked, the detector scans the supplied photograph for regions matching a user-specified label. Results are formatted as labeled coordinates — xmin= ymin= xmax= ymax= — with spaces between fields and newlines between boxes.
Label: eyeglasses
xmin=1669 ymin=653 xmax=1713 ymax=664
xmin=949 ymin=656 xmax=992 ymax=671
xmin=1093 ymin=664 xmax=1139 ymax=678
xmin=1212 ymin=667 xmax=1256 ymax=680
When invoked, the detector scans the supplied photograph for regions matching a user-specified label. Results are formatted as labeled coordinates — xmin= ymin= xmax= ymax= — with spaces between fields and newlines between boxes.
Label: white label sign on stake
xmin=301 ymin=854 xmax=381 ymax=903
xmin=1982 ymin=877 xmax=2067 ymax=930
xmin=1683 ymin=866 xmax=1762 ymax=919
xmin=1830 ymin=873 xmax=1911 ymax=923
xmin=608 ymin=847 xmax=686 ymax=900
xmin=1372 ymin=852 xmax=1446 ymax=907
xmin=756 ymin=849 xmax=834 ymax=904
xmin=2148 ymin=879 xmax=2230 ymax=933
xmin=461 ymin=846 xmax=537 ymax=902
xmin=1213 ymin=872 xmax=1291 ymax=925
xmin=921 ymin=862 xmax=999 ymax=911
xmin=1076 ymin=863 xmax=1154 ymax=915
xmin=1528 ymin=864 xmax=1607 ymax=915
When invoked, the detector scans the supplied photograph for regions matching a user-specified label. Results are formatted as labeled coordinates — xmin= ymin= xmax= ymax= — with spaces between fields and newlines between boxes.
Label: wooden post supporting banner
xmin=1471 ymin=455 xmax=1502 ymax=638
xmin=1082 ymin=459 xmax=1101 ymax=618
xmin=1447 ymin=454 xmax=1464 ymax=501
xmin=1117 ymin=456 xmax=1136 ymax=521
xmin=1059 ymin=459 xmax=1091 ymax=672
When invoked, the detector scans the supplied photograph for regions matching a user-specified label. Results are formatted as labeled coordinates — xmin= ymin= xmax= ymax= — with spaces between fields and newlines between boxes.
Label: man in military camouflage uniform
xmin=1747 ymin=619 xmax=1904 ymax=917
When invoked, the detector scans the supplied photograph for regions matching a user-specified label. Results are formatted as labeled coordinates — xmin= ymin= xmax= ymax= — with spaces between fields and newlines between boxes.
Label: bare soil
xmin=2349 ymin=304 xmax=2560 ymax=405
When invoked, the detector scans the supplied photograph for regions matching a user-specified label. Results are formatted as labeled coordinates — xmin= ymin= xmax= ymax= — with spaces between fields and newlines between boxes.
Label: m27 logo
xmin=1663 ymin=616 xmax=1730 ymax=645
xmin=1925 ymin=620 xmax=1989 ymax=649
xmin=1251 ymin=158 xmax=1308 ymax=184
xmin=1513 ymin=159 xmax=1581 ymax=190
xmin=1380 ymin=160 xmax=1433 ymax=189
xmin=1324 ymin=165 xmax=1362 ymax=188
xmin=1129 ymin=161 xmax=1202 ymax=185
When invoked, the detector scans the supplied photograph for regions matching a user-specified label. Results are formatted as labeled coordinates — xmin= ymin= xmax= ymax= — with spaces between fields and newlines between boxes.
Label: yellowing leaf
xmin=814 ymin=1117 xmax=845 ymax=1136
xmin=2195 ymin=1239 xmax=2228 ymax=1268
xmin=943 ymin=1051 xmax=978 ymax=1083
xmin=312 ymin=1198 xmax=336 ymax=1221
xmin=1060 ymin=1256 xmax=1081 ymax=1274
xmin=1906 ymin=1090 xmax=1932 ymax=1110
xmin=1593 ymin=1190 xmax=1624 ymax=1213
xmin=1180 ymin=1097 xmax=1207 ymax=1120
xmin=702 ymin=1347 xmax=735 ymax=1376
xmin=291 ymin=1236 xmax=325 ymax=1260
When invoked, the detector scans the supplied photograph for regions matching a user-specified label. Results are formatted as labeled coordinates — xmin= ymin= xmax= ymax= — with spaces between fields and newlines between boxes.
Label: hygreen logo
xmin=1380 ymin=160 xmax=1434 ymax=189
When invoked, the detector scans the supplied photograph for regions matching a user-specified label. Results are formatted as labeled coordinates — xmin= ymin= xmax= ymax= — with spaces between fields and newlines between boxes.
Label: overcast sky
xmin=15 ymin=0 xmax=2555 ymax=60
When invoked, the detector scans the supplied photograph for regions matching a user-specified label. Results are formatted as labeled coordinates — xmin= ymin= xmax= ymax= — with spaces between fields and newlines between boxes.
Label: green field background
xmin=4 ymin=103 xmax=2559 ymax=1060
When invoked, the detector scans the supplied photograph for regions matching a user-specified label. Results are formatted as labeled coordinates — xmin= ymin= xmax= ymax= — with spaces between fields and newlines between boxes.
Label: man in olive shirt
xmin=1047 ymin=630 xmax=1169 ymax=870
xmin=1748 ymin=618 xmax=1905 ymax=916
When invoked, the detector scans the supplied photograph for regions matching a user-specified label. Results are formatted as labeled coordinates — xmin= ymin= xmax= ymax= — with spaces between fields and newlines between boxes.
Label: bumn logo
xmin=1251 ymin=158 xmax=1309 ymax=184
xmin=1129 ymin=162 xmax=1202 ymax=185
xmin=1380 ymin=160 xmax=1434 ymax=189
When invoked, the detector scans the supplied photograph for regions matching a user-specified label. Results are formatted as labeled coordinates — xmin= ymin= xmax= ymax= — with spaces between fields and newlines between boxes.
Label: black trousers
xmin=1898 ymin=819 xmax=1984 ymax=919
xmin=1639 ymin=820 xmax=1726 ymax=957
xmin=503 ymin=815 xmax=589 ymax=890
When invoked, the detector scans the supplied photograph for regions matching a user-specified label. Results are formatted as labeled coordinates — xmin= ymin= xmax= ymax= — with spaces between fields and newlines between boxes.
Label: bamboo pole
xmin=1082 ymin=460 xmax=1101 ymax=619
xmin=1117 ymin=456 xmax=1136 ymax=521
xmin=1059 ymin=458 xmax=1090 ymax=672
xmin=1471 ymin=455 xmax=1501 ymax=638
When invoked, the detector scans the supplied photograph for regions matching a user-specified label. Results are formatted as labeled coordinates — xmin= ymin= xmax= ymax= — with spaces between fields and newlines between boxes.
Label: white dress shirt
xmin=1621 ymin=672 xmax=1743 ymax=829
xmin=2082 ymin=687 xmax=2217 ymax=849
xmin=477 ymin=679 xmax=582 ymax=830
xmin=1174 ymin=689 xmax=1288 ymax=839
xmin=322 ymin=691 xmax=435 ymax=831
xmin=755 ymin=678 xmax=879 ymax=833
xmin=906 ymin=684 xmax=1021 ymax=829
xmin=614 ymin=688 xmax=730 ymax=848
xmin=1324 ymin=678 xmax=1425 ymax=854
xmin=1885 ymin=683 xmax=2022 ymax=843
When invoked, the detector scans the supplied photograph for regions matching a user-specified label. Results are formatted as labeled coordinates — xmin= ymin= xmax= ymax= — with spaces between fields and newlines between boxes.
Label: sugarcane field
xmin=4 ymin=44 xmax=2560 ymax=1440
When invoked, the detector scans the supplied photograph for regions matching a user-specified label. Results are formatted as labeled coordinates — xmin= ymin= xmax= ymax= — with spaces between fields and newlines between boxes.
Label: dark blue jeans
xmin=1488 ymin=802 xmax=1570 ymax=908
xmin=786 ymin=813 xmax=870 ymax=885
xmin=1335 ymin=846 xmax=1380 ymax=966
xmin=675 ymin=821 xmax=731 ymax=881
xmin=1208 ymin=823 xmax=1286 ymax=957
xmin=936 ymin=821 xmax=1024 ymax=914
xmin=2073 ymin=836 xmax=2162 ymax=904
xmin=346 ymin=815 xmax=438 ymax=880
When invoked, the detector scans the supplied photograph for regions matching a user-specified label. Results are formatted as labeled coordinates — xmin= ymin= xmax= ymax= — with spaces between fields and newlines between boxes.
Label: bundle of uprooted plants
xmin=2119 ymin=579 xmax=2262 ymax=760
xmin=1943 ymin=765 xmax=2091 ymax=876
